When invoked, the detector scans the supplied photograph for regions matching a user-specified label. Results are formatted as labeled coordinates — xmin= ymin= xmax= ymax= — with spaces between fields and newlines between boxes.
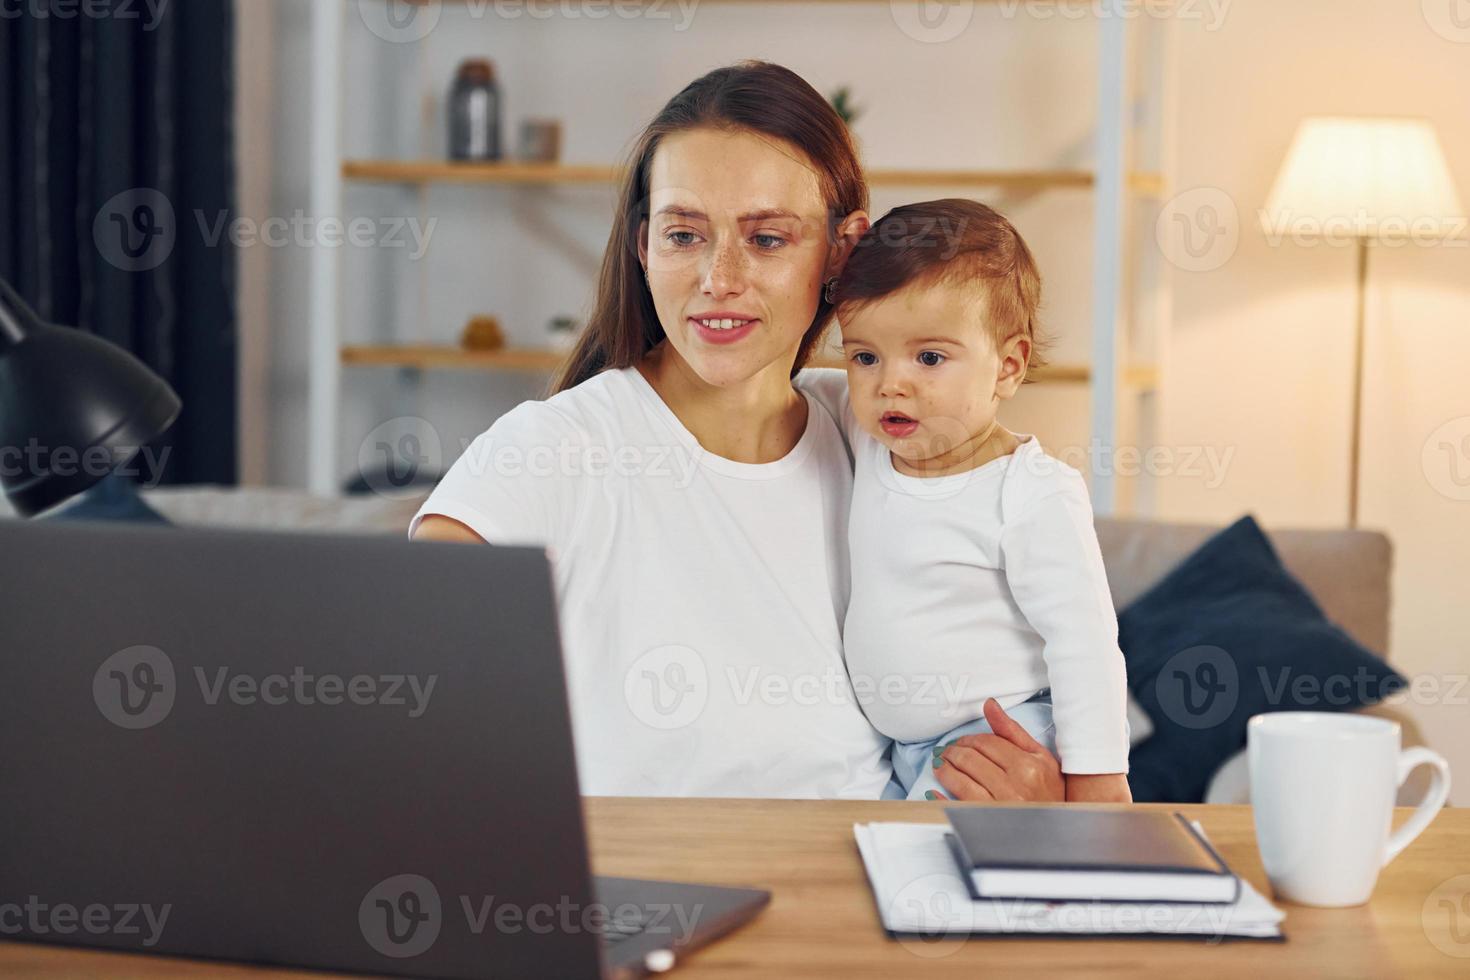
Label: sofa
xmin=2 ymin=485 xmax=1423 ymax=803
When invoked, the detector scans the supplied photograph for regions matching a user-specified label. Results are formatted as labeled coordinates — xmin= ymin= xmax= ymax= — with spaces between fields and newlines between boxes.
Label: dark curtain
xmin=0 ymin=0 xmax=237 ymax=486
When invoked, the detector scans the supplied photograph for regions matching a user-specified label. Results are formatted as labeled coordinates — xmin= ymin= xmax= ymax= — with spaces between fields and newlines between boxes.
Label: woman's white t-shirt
xmin=410 ymin=366 xmax=891 ymax=799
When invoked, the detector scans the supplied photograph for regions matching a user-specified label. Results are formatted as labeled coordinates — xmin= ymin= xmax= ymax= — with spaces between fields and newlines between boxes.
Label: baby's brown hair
xmin=832 ymin=198 xmax=1047 ymax=376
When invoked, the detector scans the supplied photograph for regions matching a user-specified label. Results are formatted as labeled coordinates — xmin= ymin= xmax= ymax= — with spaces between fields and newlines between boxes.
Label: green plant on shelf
xmin=828 ymin=87 xmax=862 ymax=128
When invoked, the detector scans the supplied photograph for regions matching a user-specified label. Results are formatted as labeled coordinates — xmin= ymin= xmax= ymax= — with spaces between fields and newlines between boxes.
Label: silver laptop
xmin=0 ymin=519 xmax=768 ymax=978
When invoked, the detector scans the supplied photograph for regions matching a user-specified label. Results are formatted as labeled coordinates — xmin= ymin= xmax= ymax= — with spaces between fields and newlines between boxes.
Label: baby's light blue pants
xmin=881 ymin=690 xmax=1057 ymax=801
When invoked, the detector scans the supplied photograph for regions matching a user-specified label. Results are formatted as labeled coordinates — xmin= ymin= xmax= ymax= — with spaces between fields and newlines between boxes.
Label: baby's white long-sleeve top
xmin=843 ymin=418 xmax=1131 ymax=775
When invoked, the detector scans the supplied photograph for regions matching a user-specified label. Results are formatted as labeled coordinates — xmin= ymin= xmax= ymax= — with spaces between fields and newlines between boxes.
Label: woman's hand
xmin=931 ymin=698 xmax=1065 ymax=802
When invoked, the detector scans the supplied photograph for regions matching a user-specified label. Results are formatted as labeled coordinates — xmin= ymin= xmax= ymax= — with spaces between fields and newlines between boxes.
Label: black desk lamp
xmin=0 ymin=276 xmax=182 ymax=517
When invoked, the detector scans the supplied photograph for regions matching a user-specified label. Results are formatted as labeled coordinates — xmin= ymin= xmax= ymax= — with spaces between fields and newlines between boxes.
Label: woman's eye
xmin=665 ymin=231 xmax=699 ymax=247
xmin=918 ymin=351 xmax=946 ymax=367
xmin=852 ymin=352 xmax=877 ymax=367
xmin=752 ymin=233 xmax=786 ymax=250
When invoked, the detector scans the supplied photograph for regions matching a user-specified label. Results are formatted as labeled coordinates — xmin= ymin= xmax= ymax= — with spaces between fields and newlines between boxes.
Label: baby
xmin=832 ymin=199 xmax=1131 ymax=803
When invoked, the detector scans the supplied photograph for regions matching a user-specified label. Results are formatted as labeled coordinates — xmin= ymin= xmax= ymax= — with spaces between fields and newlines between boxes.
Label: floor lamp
xmin=1262 ymin=117 xmax=1464 ymax=528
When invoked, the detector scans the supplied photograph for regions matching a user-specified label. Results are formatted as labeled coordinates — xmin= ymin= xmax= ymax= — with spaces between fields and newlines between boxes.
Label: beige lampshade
xmin=1262 ymin=117 xmax=1464 ymax=241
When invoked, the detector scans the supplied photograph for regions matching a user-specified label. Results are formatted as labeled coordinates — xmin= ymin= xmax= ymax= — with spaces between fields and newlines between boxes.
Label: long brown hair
xmin=551 ymin=61 xmax=868 ymax=394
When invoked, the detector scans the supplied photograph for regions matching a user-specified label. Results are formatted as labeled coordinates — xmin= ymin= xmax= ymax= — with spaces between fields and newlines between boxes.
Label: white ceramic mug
xmin=1247 ymin=712 xmax=1451 ymax=907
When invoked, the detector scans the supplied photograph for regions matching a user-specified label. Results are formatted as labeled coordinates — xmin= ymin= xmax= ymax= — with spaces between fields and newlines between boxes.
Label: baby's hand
xmin=1063 ymin=772 xmax=1132 ymax=804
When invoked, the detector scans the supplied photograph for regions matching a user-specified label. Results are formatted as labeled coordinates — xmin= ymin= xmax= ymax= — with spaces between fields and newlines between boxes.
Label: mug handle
xmin=1382 ymin=746 xmax=1452 ymax=866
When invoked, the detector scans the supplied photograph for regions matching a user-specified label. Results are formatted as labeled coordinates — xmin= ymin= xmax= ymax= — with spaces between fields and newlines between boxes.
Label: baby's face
xmin=839 ymin=281 xmax=1007 ymax=468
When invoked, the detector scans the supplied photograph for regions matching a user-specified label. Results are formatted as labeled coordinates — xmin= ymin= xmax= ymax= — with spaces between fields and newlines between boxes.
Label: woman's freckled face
xmin=640 ymin=127 xmax=834 ymax=387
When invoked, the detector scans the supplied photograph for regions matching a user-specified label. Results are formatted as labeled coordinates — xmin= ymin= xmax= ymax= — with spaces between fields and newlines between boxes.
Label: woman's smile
xmin=689 ymin=312 xmax=761 ymax=345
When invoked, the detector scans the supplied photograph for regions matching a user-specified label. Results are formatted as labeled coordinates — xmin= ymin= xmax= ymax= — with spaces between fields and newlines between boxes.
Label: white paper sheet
xmin=854 ymin=821 xmax=1285 ymax=940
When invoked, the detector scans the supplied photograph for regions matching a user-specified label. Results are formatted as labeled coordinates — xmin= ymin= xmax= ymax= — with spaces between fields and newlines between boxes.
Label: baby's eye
xmin=665 ymin=231 xmax=700 ymax=247
xmin=918 ymin=351 xmax=946 ymax=367
xmin=851 ymin=351 xmax=877 ymax=367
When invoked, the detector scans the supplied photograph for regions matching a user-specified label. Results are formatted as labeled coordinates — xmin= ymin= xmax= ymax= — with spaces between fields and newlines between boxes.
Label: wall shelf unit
xmin=310 ymin=1 xmax=1178 ymax=514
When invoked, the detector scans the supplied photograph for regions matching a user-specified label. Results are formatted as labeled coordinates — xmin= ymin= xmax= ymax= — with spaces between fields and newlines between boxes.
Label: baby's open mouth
xmin=879 ymin=412 xmax=920 ymax=437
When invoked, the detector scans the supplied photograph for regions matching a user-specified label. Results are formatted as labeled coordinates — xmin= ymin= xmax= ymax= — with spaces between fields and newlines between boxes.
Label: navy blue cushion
xmin=1120 ymin=516 xmax=1404 ymax=803
xmin=46 ymin=472 xmax=170 ymax=525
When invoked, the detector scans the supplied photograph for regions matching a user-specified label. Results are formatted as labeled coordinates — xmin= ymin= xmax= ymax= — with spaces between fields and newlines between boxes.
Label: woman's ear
xmin=636 ymin=218 xmax=650 ymax=274
xmin=996 ymin=333 xmax=1031 ymax=399
xmin=825 ymin=209 xmax=871 ymax=280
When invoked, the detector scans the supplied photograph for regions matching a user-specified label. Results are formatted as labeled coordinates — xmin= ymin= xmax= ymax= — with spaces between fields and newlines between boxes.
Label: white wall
xmin=238 ymin=1 xmax=1469 ymax=798
xmin=1157 ymin=0 xmax=1470 ymax=802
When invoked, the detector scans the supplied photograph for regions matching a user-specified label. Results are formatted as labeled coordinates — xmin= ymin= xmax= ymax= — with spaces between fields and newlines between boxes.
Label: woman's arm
xmin=933 ymin=698 xmax=1066 ymax=802
xmin=412 ymin=515 xmax=485 ymax=544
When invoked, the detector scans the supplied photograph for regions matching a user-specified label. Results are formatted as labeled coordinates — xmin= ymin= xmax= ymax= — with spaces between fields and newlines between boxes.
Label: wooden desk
xmin=3 ymin=799 xmax=1468 ymax=978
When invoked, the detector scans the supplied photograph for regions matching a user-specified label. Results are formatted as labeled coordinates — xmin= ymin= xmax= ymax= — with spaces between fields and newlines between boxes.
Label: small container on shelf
xmin=518 ymin=119 xmax=563 ymax=164
xmin=546 ymin=315 xmax=581 ymax=353
xmin=448 ymin=59 xmax=501 ymax=162
xmin=460 ymin=315 xmax=505 ymax=351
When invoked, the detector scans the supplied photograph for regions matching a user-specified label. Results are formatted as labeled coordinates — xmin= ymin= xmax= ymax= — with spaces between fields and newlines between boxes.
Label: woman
xmin=413 ymin=61 xmax=1065 ymax=803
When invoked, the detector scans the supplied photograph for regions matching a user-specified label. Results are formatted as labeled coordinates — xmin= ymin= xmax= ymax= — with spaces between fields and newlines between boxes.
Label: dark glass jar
xmin=449 ymin=59 xmax=500 ymax=162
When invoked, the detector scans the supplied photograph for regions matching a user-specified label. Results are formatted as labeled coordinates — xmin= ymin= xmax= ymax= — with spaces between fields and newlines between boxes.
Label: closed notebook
xmin=945 ymin=807 xmax=1240 ymax=904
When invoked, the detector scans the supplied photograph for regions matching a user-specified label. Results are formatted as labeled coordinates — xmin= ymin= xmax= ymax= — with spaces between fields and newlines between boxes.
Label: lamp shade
xmin=0 ymin=278 xmax=182 ymax=517
xmin=1262 ymin=117 xmax=1464 ymax=241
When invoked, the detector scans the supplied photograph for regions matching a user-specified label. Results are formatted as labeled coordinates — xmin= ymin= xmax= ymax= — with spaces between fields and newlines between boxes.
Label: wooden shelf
xmin=342 ymin=344 xmax=571 ymax=373
xmin=343 ymin=160 xmax=1166 ymax=195
xmin=340 ymin=344 xmax=1157 ymax=388
xmin=344 ymin=160 xmax=619 ymax=185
